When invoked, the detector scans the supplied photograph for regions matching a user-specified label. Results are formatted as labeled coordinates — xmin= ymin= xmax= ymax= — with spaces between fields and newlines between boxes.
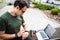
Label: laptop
xmin=38 ymin=24 xmax=56 ymax=39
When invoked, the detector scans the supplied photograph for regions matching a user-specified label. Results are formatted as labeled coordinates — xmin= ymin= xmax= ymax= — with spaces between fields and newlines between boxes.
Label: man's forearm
xmin=22 ymin=23 xmax=28 ymax=31
xmin=0 ymin=33 xmax=16 ymax=39
xmin=23 ymin=26 xmax=28 ymax=31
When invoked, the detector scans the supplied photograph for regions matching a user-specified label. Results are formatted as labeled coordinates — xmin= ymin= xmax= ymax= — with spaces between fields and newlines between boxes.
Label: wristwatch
xmin=15 ymin=33 xmax=18 ymax=38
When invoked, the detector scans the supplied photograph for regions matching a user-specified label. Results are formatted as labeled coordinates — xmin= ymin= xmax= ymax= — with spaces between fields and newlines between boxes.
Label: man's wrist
xmin=15 ymin=33 xmax=18 ymax=38
xmin=25 ymin=30 xmax=29 ymax=32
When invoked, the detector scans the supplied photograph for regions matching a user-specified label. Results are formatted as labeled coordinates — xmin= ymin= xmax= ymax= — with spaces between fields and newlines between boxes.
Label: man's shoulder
xmin=0 ymin=12 xmax=9 ymax=20
xmin=20 ymin=15 xmax=23 ymax=18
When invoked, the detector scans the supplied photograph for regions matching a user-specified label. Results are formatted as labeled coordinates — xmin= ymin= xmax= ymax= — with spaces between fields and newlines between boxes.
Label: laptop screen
xmin=44 ymin=24 xmax=56 ymax=38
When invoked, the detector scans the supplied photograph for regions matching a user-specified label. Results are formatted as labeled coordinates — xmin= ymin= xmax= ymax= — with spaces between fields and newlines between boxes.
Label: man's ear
xmin=16 ymin=6 xmax=20 ymax=10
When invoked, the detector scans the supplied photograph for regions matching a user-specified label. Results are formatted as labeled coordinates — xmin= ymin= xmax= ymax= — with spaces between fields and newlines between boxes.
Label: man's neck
xmin=8 ymin=8 xmax=17 ymax=16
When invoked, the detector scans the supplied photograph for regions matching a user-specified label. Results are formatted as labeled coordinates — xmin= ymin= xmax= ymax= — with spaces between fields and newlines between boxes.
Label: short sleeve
xmin=0 ymin=17 xmax=6 ymax=31
xmin=21 ymin=16 xmax=25 ymax=24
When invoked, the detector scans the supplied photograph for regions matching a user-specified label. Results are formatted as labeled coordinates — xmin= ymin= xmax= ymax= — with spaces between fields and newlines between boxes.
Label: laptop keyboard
xmin=40 ymin=31 xmax=48 ymax=38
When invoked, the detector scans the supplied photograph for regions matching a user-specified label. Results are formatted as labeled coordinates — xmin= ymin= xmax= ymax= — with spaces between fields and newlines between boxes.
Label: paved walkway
xmin=23 ymin=8 xmax=60 ymax=30
xmin=0 ymin=6 xmax=60 ymax=31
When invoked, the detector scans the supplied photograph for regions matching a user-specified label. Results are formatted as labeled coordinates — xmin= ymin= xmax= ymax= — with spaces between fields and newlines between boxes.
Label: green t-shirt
xmin=0 ymin=12 xmax=25 ymax=34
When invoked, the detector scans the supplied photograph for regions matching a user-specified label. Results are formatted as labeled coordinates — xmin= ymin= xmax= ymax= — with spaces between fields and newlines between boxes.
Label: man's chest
xmin=7 ymin=17 xmax=23 ymax=29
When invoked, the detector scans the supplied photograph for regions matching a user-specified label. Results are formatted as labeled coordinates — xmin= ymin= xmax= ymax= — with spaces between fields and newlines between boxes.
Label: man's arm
xmin=0 ymin=30 xmax=23 ymax=39
xmin=22 ymin=23 xmax=29 ymax=40
xmin=0 ymin=31 xmax=15 ymax=39
xmin=22 ymin=23 xmax=28 ymax=31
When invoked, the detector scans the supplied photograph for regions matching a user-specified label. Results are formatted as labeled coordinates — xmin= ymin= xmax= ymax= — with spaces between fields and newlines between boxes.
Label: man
xmin=0 ymin=0 xmax=33 ymax=40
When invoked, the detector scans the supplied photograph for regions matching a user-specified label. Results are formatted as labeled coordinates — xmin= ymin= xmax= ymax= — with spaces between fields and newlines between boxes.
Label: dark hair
xmin=14 ymin=0 xmax=28 ymax=9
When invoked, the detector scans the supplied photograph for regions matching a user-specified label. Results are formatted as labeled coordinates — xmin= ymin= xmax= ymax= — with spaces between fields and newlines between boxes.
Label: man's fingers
xmin=22 ymin=32 xmax=29 ymax=39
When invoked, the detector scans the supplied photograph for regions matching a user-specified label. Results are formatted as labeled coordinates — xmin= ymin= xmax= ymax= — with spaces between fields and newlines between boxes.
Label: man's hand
xmin=22 ymin=22 xmax=29 ymax=40
xmin=22 ymin=32 xmax=29 ymax=40
xmin=17 ymin=30 xmax=25 ymax=37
